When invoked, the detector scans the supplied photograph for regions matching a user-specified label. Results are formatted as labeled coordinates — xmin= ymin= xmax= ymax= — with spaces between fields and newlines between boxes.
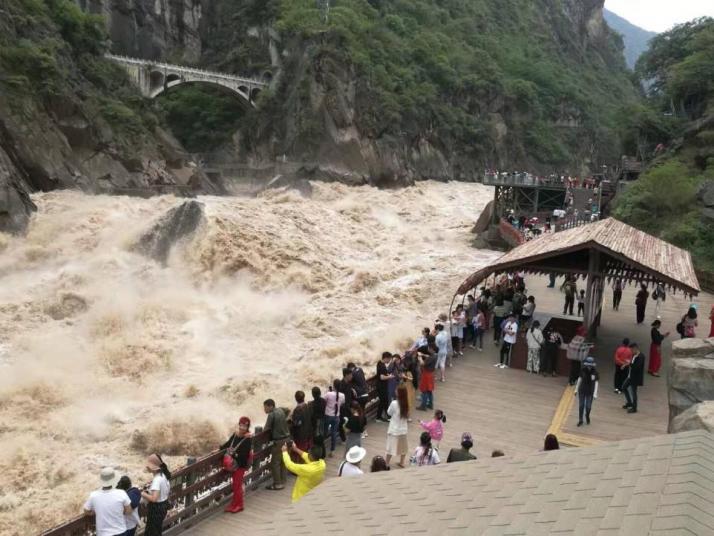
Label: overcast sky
xmin=605 ymin=0 xmax=714 ymax=33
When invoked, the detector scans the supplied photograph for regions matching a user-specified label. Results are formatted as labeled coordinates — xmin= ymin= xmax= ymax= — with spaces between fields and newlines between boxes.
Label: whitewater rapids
xmin=0 ymin=181 xmax=498 ymax=533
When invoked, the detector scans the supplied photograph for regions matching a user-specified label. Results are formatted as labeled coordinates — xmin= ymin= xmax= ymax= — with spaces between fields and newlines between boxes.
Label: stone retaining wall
xmin=668 ymin=337 xmax=714 ymax=432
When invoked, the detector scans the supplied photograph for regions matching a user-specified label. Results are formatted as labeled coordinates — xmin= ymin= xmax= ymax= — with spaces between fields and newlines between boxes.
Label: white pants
xmin=436 ymin=352 xmax=447 ymax=370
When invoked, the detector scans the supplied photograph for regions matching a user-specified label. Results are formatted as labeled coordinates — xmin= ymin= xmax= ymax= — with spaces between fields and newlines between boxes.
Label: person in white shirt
xmin=142 ymin=453 xmax=172 ymax=536
xmin=385 ymin=384 xmax=410 ymax=468
xmin=498 ymin=314 xmax=518 ymax=368
xmin=526 ymin=320 xmax=545 ymax=373
xmin=434 ymin=323 xmax=449 ymax=382
xmin=339 ymin=446 xmax=366 ymax=477
xmin=323 ymin=380 xmax=345 ymax=457
xmin=83 ymin=467 xmax=132 ymax=536
xmin=411 ymin=432 xmax=440 ymax=466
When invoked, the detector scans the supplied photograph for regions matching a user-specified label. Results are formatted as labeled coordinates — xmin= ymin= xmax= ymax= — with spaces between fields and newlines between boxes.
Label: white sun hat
xmin=345 ymin=446 xmax=367 ymax=464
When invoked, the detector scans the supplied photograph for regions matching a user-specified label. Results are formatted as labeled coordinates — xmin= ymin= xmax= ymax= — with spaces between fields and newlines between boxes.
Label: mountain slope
xmin=603 ymin=8 xmax=657 ymax=69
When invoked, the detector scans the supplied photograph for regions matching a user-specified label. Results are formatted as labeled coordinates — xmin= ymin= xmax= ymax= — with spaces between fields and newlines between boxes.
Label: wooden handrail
xmin=42 ymin=378 xmax=380 ymax=535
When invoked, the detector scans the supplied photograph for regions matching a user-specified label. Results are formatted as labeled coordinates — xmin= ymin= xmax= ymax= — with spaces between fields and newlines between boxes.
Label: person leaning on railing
xmin=220 ymin=417 xmax=253 ymax=514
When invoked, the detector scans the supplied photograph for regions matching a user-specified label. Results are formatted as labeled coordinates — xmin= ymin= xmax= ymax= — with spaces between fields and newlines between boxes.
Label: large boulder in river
xmin=670 ymin=401 xmax=714 ymax=433
xmin=132 ymin=200 xmax=204 ymax=264
xmin=668 ymin=338 xmax=714 ymax=431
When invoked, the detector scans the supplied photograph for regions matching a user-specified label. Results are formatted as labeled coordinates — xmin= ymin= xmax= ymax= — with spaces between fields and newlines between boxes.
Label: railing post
xmin=184 ymin=456 xmax=196 ymax=510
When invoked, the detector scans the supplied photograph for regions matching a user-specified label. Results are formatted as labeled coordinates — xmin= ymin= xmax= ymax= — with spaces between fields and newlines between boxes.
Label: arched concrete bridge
xmin=106 ymin=54 xmax=268 ymax=103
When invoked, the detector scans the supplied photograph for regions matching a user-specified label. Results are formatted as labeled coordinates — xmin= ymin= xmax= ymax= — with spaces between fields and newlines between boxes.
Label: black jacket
xmin=220 ymin=434 xmax=252 ymax=469
xmin=627 ymin=352 xmax=645 ymax=387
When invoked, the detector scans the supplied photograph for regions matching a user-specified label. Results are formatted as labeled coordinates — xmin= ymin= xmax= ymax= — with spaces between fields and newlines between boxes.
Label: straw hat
xmin=345 ymin=446 xmax=367 ymax=464
xmin=99 ymin=467 xmax=120 ymax=488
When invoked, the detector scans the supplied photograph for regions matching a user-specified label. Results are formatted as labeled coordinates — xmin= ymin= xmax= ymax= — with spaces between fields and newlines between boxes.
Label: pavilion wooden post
xmin=584 ymin=249 xmax=604 ymax=335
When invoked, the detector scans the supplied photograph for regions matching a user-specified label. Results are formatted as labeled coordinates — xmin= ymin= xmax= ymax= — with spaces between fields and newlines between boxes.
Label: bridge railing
xmin=105 ymin=54 xmax=268 ymax=87
xmin=41 ymin=378 xmax=381 ymax=536
xmin=483 ymin=173 xmax=568 ymax=189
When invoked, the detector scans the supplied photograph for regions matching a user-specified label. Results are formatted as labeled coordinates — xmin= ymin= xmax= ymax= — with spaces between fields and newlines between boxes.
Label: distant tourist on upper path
xmin=220 ymin=416 xmax=253 ymax=513
xmin=612 ymin=278 xmax=623 ymax=311
xmin=543 ymin=434 xmax=560 ymax=451
xmin=83 ymin=467 xmax=132 ymax=536
xmin=116 ymin=476 xmax=141 ymax=536
xmin=447 ymin=432 xmax=477 ymax=463
xmin=385 ymin=384 xmax=410 ymax=468
xmin=451 ymin=305 xmax=466 ymax=358
xmin=411 ymin=431 xmax=441 ymax=466
xmin=281 ymin=442 xmax=326 ymax=502
xmin=375 ymin=352 xmax=394 ymax=422
xmin=574 ymin=357 xmax=599 ymax=427
xmin=526 ymin=320 xmax=544 ymax=374
xmin=613 ymin=338 xmax=632 ymax=394
xmin=498 ymin=314 xmax=518 ymax=369
xmin=141 ymin=454 xmax=171 ymax=536
xmin=561 ymin=276 xmax=577 ymax=316
xmin=470 ymin=304 xmax=485 ymax=351
xmin=652 ymin=283 xmax=666 ymax=318
xmin=339 ymin=446 xmax=366 ymax=477
xmin=419 ymin=409 xmax=446 ymax=451
xmin=263 ymin=399 xmax=290 ymax=490
xmin=635 ymin=284 xmax=649 ymax=324
xmin=648 ymin=320 xmax=669 ymax=377
xmin=622 ymin=343 xmax=645 ymax=414
xmin=577 ymin=290 xmax=585 ymax=317
xmin=710 ymin=304 xmax=714 ymax=338
xmin=678 ymin=306 xmax=698 ymax=339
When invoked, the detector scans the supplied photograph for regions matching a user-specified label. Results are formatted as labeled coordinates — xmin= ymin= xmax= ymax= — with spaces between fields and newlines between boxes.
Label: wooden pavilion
xmin=455 ymin=218 xmax=700 ymax=333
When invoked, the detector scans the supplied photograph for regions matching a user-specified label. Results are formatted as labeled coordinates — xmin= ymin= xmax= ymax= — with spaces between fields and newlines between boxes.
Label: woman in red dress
xmin=648 ymin=320 xmax=669 ymax=377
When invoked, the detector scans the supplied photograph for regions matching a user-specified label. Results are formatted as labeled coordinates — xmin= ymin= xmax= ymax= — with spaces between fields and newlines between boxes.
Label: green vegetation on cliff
xmin=614 ymin=18 xmax=714 ymax=270
xmin=238 ymin=0 xmax=637 ymax=170
xmin=0 ymin=0 xmax=159 ymax=157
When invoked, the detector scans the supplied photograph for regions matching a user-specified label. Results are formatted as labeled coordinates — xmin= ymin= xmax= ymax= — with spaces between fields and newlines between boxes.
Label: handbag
xmin=222 ymin=436 xmax=249 ymax=472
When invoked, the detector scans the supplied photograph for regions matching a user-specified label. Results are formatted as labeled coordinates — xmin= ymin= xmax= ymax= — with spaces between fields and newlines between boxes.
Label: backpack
xmin=675 ymin=319 xmax=684 ymax=336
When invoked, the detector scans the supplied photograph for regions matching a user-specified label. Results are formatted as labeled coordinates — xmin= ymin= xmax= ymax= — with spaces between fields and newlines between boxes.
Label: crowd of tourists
xmin=484 ymin=170 xmax=604 ymax=190
xmin=82 ymin=270 xmax=714 ymax=535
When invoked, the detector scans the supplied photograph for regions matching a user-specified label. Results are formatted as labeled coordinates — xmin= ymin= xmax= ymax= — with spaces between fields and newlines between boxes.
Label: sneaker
xmin=503 ymin=364 xmax=509 ymax=368
xmin=577 ymin=421 xmax=583 ymax=427
xmin=627 ymin=408 xmax=637 ymax=414
xmin=361 ymin=432 xmax=368 ymax=439
xmin=493 ymin=363 xmax=500 ymax=367
xmin=586 ymin=417 xmax=590 ymax=425
xmin=478 ymin=347 xmax=483 ymax=352
xmin=614 ymin=389 xmax=620 ymax=394
xmin=469 ymin=345 xmax=476 ymax=349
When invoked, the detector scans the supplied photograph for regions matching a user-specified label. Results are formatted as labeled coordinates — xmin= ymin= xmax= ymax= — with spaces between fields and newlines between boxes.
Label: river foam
xmin=0 ymin=181 xmax=498 ymax=533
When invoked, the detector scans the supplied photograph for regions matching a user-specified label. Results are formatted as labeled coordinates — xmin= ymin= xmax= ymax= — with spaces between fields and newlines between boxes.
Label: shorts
xmin=385 ymin=433 xmax=408 ymax=456
xmin=436 ymin=352 xmax=447 ymax=369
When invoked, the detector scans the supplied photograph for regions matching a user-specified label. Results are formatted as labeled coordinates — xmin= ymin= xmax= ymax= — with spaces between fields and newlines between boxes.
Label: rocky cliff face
xmin=0 ymin=0 xmax=224 ymax=234
xmin=77 ymin=0 xmax=203 ymax=62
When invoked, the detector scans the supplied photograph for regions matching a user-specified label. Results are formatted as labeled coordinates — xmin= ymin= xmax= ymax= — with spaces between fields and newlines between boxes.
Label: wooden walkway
xmin=185 ymin=277 xmax=713 ymax=535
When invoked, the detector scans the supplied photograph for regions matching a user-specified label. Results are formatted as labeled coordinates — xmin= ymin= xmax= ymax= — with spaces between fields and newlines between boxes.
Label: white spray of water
xmin=0 ymin=181 xmax=498 ymax=533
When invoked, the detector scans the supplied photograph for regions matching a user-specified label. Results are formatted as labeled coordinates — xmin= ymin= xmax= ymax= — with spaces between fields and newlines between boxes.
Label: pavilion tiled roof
xmin=253 ymin=430 xmax=714 ymax=535
xmin=457 ymin=218 xmax=700 ymax=296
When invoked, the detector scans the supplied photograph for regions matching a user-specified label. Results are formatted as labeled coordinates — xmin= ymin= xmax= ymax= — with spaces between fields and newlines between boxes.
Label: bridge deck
xmin=183 ymin=277 xmax=712 ymax=535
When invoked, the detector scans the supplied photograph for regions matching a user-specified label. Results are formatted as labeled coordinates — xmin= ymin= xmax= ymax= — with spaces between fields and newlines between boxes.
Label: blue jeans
xmin=420 ymin=390 xmax=433 ymax=409
xmin=325 ymin=415 xmax=340 ymax=452
xmin=578 ymin=394 xmax=593 ymax=422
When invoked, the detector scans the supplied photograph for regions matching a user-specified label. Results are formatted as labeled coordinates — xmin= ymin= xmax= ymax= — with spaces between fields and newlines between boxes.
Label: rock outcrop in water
xmin=132 ymin=200 xmax=204 ymax=264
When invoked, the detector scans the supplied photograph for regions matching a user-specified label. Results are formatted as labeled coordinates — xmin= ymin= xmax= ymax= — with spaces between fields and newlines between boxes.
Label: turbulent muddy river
xmin=0 ymin=181 xmax=497 ymax=533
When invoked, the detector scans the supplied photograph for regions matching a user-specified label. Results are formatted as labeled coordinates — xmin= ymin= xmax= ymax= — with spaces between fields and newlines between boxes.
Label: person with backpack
xmin=289 ymin=391 xmax=313 ymax=458
xmin=652 ymin=283 xmax=666 ymax=318
xmin=116 ymin=476 xmax=141 ymax=536
xmin=542 ymin=327 xmax=564 ymax=377
xmin=574 ymin=357 xmax=599 ymax=426
xmin=308 ymin=387 xmax=326 ymax=459
xmin=219 ymin=417 xmax=253 ymax=513
xmin=141 ymin=454 xmax=171 ymax=536
xmin=561 ymin=276 xmax=577 ymax=315
xmin=613 ymin=338 xmax=632 ymax=394
xmin=678 ymin=306 xmax=698 ymax=338
xmin=338 ymin=446 xmax=366 ymax=477
xmin=526 ymin=320 xmax=545 ymax=374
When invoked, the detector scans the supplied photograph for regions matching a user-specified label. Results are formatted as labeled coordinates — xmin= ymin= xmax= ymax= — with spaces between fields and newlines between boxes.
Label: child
xmin=411 ymin=431 xmax=440 ymax=466
xmin=418 ymin=409 xmax=446 ymax=450
xmin=577 ymin=290 xmax=585 ymax=316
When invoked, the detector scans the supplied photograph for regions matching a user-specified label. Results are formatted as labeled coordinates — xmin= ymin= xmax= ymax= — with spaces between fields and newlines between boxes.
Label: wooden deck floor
xmin=185 ymin=277 xmax=713 ymax=535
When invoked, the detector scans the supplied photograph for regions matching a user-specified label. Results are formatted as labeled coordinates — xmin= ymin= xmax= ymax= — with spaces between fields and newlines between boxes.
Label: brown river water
xmin=0 ymin=181 xmax=498 ymax=533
